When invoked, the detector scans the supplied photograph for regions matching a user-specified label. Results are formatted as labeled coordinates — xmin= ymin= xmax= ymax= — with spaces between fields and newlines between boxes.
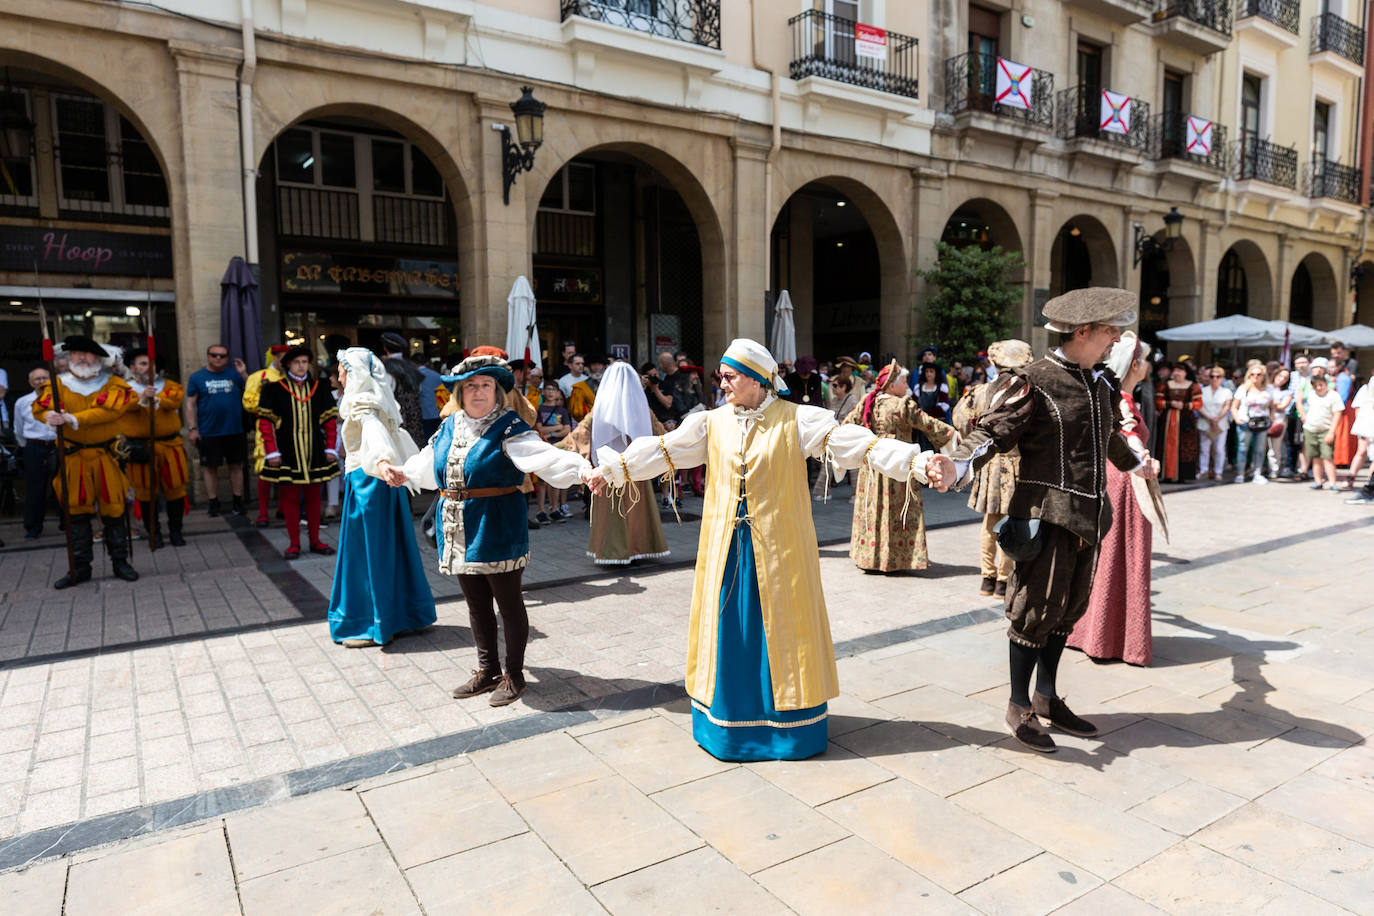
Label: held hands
xmin=44 ymin=411 xmax=76 ymax=428
xmin=584 ymin=466 xmax=610 ymax=498
xmin=375 ymin=460 xmax=409 ymax=488
xmin=266 ymin=456 xmax=281 ymax=467
xmin=925 ymin=455 xmax=956 ymax=492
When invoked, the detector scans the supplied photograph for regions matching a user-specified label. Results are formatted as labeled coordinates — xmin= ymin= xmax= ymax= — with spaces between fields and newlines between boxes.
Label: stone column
xmin=472 ymin=94 xmax=533 ymax=351
xmin=728 ymin=135 xmax=771 ymax=348
xmin=169 ymin=40 xmax=247 ymax=381
xmin=1027 ymin=188 xmax=1059 ymax=353
xmin=911 ymin=166 xmax=946 ymax=356
xmin=1197 ymin=218 xmax=1219 ymax=322
xmin=1275 ymin=232 xmax=1292 ymax=321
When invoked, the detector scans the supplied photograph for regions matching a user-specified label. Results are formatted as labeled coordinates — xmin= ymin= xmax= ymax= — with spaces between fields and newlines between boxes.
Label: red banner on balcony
xmin=1100 ymin=89 xmax=1132 ymax=135
xmin=1185 ymin=116 xmax=1213 ymax=156
xmin=855 ymin=23 xmax=887 ymax=60
xmin=994 ymin=58 xmax=1034 ymax=111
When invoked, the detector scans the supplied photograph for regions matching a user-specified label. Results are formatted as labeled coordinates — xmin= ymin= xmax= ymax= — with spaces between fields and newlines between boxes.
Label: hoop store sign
xmin=0 ymin=227 xmax=173 ymax=277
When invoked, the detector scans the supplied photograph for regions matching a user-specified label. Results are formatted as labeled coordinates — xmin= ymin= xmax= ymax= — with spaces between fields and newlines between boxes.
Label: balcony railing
xmin=1154 ymin=112 xmax=1228 ymax=171
xmin=374 ymin=194 xmax=448 ymax=247
xmin=1239 ymin=0 xmax=1299 ymax=33
xmin=1311 ymin=13 xmax=1365 ymax=64
xmin=278 ymin=186 xmax=360 ymax=240
xmin=1055 ymin=85 xmax=1153 ymax=154
xmin=1232 ymin=134 xmax=1297 ymax=188
xmin=1307 ymin=158 xmax=1362 ymax=203
xmin=1155 ymin=0 xmax=1233 ymax=35
xmin=559 ymin=0 xmax=721 ymax=50
xmin=943 ymin=52 xmax=1053 ymax=127
xmin=789 ymin=10 xmax=919 ymax=99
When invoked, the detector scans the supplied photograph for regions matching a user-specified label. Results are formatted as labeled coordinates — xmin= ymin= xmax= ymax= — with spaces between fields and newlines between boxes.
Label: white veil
xmin=589 ymin=361 xmax=653 ymax=466
xmin=337 ymin=347 xmax=419 ymax=468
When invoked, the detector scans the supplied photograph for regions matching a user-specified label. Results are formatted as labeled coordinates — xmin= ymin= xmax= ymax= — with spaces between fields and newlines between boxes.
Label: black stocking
xmin=1035 ymin=633 xmax=1069 ymax=699
xmin=1008 ymin=641 xmax=1038 ymax=708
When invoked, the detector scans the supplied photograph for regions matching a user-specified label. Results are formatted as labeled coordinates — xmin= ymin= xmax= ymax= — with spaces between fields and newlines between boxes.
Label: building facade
xmin=0 ymin=0 xmax=1369 ymax=398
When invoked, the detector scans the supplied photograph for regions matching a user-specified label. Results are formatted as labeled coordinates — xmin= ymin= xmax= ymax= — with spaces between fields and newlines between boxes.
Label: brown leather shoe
xmin=452 ymin=668 xmax=501 ymax=699
xmin=979 ymin=576 xmax=996 ymax=596
xmin=1033 ymin=693 xmax=1098 ymax=737
xmin=488 ymin=674 xmax=526 ymax=707
xmin=994 ymin=579 xmax=1008 ymax=597
xmin=1006 ymin=701 xmax=1056 ymax=753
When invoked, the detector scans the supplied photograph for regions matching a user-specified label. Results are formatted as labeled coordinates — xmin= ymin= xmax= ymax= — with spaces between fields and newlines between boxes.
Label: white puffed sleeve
xmin=399 ymin=445 xmax=439 ymax=491
xmin=796 ymin=404 xmax=932 ymax=485
xmin=598 ymin=410 xmax=709 ymax=486
xmin=503 ymin=430 xmax=591 ymax=489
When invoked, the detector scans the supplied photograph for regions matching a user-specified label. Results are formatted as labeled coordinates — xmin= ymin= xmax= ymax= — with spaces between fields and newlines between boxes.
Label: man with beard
xmin=121 ymin=347 xmax=190 ymax=547
xmin=32 ymin=335 xmax=139 ymax=587
xmin=948 ymin=288 xmax=1154 ymax=753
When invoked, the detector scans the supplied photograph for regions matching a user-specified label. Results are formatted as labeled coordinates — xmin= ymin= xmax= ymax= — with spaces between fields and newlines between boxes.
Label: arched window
xmin=1289 ymin=262 xmax=1313 ymax=326
xmin=1216 ymin=249 xmax=1247 ymax=316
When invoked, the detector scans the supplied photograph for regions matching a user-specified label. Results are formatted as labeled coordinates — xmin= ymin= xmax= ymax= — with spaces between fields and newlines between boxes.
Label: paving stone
xmin=1050 ymin=884 xmax=1167 ymax=915
xmin=1114 ymin=841 xmax=1347 ymax=915
xmin=747 ymin=742 xmax=892 ymax=806
xmin=819 ymin=778 xmax=1038 ymax=893
xmin=362 ymin=763 xmax=526 ymax=869
xmin=753 ymin=835 xmax=973 ymax=915
xmin=834 ymin=719 xmax=1014 ymax=797
xmin=1126 ymin=779 xmax=1247 ymax=836
xmin=1309 ymin=740 xmax=1374 ymax=794
xmin=0 ymin=859 xmax=68 ymax=914
xmin=225 ymin=790 xmax=377 ymax=880
xmin=405 ymin=828 xmax=602 ymax=915
xmin=517 ymin=774 xmax=701 ymax=885
xmin=594 ymin=846 xmax=789 ymax=915
xmin=956 ymin=851 xmax=1100 ymax=914
xmin=952 ymin=770 xmax=1177 ymax=880
xmin=470 ymin=730 xmax=614 ymax=804
xmin=238 ymin=842 xmax=418 ymax=915
xmin=871 ymin=685 xmax=1007 ymax=747
xmin=1257 ymin=771 xmax=1374 ymax=847
xmin=576 ymin=715 xmax=733 ymax=794
xmin=65 ymin=826 xmax=239 ymax=916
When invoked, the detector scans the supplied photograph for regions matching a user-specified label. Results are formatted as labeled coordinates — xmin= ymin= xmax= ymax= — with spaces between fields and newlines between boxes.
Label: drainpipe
xmin=238 ymin=0 xmax=259 ymax=265
xmin=751 ymin=4 xmax=782 ymax=286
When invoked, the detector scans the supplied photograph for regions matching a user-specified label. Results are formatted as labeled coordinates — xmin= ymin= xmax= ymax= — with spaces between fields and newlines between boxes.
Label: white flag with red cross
xmin=994 ymin=58 xmax=1033 ymax=111
xmin=1185 ymin=116 xmax=1213 ymax=156
xmin=1100 ymin=89 xmax=1132 ymax=135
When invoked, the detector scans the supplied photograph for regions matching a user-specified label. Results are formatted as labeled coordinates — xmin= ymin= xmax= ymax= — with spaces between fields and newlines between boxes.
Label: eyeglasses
xmin=208 ymin=352 xmax=228 ymax=358
xmin=1209 ymin=373 xmax=1224 ymax=378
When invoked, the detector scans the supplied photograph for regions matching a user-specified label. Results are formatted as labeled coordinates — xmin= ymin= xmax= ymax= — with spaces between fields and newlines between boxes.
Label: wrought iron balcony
xmin=559 ymin=0 xmax=721 ymax=50
xmin=943 ymin=52 xmax=1053 ymax=128
xmin=1154 ymin=0 xmax=1233 ymax=34
xmin=1307 ymin=158 xmax=1362 ymax=204
xmin=789 ymin=9 xmax=919 ymax=99
xmin=1055 ymin=85 xmax=1153 ymax=155
xmin=1311 ymin=13 xmax=1364 ymax=64
xmin=1232 ymin=134 xmax=1297 ymax=189
xmin=1153 ymin=112 xmax=1228 ymax=172
xmin=1238 ymin=0 xmax=1299 ymax=33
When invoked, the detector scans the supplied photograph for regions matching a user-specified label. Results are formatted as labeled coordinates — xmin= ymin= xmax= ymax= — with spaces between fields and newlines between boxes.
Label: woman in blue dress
xmin=379 ymin=353 xmax=592 ymax=707
xmin=328 ymin=347 xmax=437 ymax=648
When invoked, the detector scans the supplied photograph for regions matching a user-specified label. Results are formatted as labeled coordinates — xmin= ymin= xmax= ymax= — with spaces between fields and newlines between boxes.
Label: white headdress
xmin=589 ymin=361 xmax=653 ymax=466
xmin=337 ymin=347 xmax=419 ymax=474
xmin=1105 ymin=331 xmax=1151 ymax=383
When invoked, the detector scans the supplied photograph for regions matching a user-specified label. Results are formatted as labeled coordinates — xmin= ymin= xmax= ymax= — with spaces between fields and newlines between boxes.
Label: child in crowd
xmin=1300 ymin=373 xmax=1345 ymax=491
xmin=534 ymin=381 xmax=573 ymax=524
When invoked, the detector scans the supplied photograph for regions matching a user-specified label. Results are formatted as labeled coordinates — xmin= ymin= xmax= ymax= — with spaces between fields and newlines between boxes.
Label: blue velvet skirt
xmin=691 ymin=499 xmax=829 ymax=761
xmin=328 ymin=468 xmax=437 ymax=645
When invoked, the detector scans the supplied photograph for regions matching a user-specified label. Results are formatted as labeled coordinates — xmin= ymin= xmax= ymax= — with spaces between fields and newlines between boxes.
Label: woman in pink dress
xmin=1069 ymin=332 xmax=1159 ymax=666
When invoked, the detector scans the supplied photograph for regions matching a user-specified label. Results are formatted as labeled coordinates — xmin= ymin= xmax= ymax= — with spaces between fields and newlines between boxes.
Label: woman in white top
xmin=1229 ymin=361 xmax=1277 ymax=484
xmin=1196 ymin=364 xmax=1232 ymax=480
xmin=1266 ymin=366 xmax=1294 ymax=480
xmin=1345 ymin=378 xmax=1373 ymax=488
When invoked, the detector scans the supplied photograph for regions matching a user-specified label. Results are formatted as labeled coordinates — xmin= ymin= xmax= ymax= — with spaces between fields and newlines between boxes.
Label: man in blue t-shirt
xmin=185 ymin=344 xmax=248 ymax=516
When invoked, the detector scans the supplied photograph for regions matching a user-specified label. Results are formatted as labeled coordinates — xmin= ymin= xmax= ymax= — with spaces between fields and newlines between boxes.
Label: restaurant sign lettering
xmin=282 ymin=251 xmax=459 ymax=298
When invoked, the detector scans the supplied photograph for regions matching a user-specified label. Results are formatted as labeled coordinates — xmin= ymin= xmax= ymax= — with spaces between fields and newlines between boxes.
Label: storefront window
xmin=55 ymin=96 xmax=111 ymax=203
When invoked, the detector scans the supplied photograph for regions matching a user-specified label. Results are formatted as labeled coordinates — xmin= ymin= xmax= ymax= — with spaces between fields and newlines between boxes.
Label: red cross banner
xmin=994 ymin=58 xmax=1033 ymax=111
xmin=1100 ymin=89 xmax=1132 ymax=135
xmin=1185 ymin=116 xmax=1213 ymax=156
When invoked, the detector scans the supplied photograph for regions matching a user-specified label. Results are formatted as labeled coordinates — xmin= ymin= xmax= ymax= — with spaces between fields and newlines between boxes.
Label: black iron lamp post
xmin=500 ymin=86 xmax=546 ymax=205
xmin=0 ymin=68 xmax=35 ymax=162
xmin=1133 ymin=206 xmax=1184 ymax=267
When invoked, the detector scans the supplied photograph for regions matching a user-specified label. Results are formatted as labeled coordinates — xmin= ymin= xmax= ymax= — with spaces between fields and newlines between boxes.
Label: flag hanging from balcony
xmin=1185 ymin=116 xmax=1213 ymax=156
xmin=994 ymin=58 xmax=1033 ymax=111
xmin=1100 ymin=89 xmax=1132 ymax=135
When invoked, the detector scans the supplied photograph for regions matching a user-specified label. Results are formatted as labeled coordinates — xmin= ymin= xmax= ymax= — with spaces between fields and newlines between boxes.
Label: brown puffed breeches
xmin=1004 ymin=523 xmax=1099 ymax=648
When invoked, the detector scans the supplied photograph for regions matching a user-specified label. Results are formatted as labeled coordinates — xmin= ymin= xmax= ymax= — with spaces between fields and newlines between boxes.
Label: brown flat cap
xmin=1042 ymin=287 xmax=1137 ymax=333
xmin=988 ymin=339 xmax=1032 ymax=369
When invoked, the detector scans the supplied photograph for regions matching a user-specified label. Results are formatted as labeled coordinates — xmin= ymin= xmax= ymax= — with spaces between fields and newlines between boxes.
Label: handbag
xmin=1266 ymin=420 xmax=1284 ymax=438
xmin=994 ymin=516 xmax=1045 ymax=563
xmin=1245 ymin=416 xmax=1269 ymax=433
xmin=124 ymin=439 xmax=152 ymax=465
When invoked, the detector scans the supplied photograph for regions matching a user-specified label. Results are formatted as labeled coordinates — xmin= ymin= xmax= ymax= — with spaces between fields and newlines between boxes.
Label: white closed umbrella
xmin=769 ymin=290 xmax=797 ymax=367
xmin=1330 ymin=323 xmax=1374 ymax=348
xmin=504 ymin=276 xmax=541 ymax=371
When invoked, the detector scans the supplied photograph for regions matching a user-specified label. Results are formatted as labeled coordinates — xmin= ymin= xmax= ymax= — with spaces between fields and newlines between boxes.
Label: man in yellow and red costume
xmin=120 ymin=347 xmax=190 ymax=548
xmin=33 ymin=335 xmax=139 ymax=588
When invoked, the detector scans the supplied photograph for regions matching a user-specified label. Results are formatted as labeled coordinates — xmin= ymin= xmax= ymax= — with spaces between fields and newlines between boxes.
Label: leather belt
xmin=439 ymin=486 xmax=520 ymax=501
xmin=64 ymin=438 xmax=117 ymax=455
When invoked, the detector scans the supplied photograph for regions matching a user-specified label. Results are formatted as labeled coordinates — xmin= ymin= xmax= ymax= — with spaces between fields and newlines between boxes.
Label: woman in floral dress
xmin=844 ymin=361 xmax=956 ymax=572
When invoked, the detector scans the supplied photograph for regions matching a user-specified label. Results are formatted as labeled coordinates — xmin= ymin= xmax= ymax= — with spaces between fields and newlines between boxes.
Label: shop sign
xmin=0 ymin=227 xmax=173 ymax=277
xmin=281 ymin=251 xmax=458 ymax=298
xmin=610 ymin=343 xmax=630 ymax=361
xmin=855 ymin=23 xmax=887 ymax=60
xmin=532 ymin=265 xmax=602 ymax=305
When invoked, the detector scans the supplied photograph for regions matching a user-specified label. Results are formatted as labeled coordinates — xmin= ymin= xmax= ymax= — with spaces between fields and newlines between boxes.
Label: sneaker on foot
xmin=1233 ymin=476 xmax=1245 ymax=484
xmin=1006 ymin=701 xmax=1056 ymax=753
xmin=1345 ymin=495 xmax=1374 ymax=505
xmin=207 ymin=499 xmax=221 ymax=517
xmin=1310 ymin=482 xmax=1326 ymax=490
xmin=452 ymin=668 xmax=501 ymax=699
xmin=1253 ymin=475 xmax=1268 ymax=485
xmin=535 ymin=511 xmax=551 ymax=525
xmin=489 ymin=674 xmax=526 ymax=707
xmin=1032 ymin=693 xmax=1098 ymax=737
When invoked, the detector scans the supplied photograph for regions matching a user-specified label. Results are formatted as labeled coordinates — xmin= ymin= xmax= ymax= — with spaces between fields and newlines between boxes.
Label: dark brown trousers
xmin=1004 ymin=524 xmax=1099 ymax=649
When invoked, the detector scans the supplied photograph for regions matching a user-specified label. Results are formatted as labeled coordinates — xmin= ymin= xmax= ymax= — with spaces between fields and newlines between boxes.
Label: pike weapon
xmin=144 ymin=276 xmax=159 ymax=552
xmin=35 ymin=266 xmax=77 ymax=583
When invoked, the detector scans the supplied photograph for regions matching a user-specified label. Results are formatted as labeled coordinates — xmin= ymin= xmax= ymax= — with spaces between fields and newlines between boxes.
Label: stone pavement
xmin=3 ymin=479 xmax=1374 ymax=913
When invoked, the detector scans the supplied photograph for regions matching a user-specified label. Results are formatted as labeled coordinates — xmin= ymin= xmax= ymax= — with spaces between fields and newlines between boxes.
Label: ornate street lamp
xmin=500 ymin=86 xmax=546 ymax=205
xmin=1133 ymin=206 xmax=1184 ymax=267
xmin=0 ymin=68 xmax=35 ymax=162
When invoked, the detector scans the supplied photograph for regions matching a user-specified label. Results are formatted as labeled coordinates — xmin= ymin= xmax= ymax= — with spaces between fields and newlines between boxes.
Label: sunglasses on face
xmin=208 ymin=352 xmax=228 ymax=358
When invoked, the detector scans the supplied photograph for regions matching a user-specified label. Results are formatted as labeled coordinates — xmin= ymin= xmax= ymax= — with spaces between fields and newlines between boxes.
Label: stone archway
xmin=1291 ymin=251 xmax=1339 ymax=329
xmin=1050 ymin=215 xmax=1118 ymax=296
xmin=1217 ymin=241 xmax=1273 ymax=318
xmin=941 ymin=198 xmax=1025 ymax=255
xmin=1356 ymin=259 xmax=1374 ymax=324
xmin=1140 ymin=234 xmax=1197 ymax=342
